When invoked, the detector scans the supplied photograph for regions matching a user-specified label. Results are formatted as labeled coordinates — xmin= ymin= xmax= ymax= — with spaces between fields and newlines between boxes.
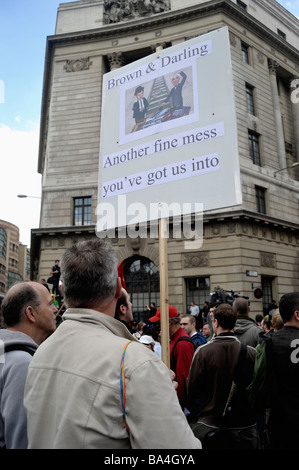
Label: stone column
xmin=151 ymin=43 xmax=166 ymax=53
xmin=290 ymin=77 xmax=299 ymax=161
xmin=268 ymin=59 xmax=287 ymax=169
xmin=107 ymin=52 xmax=125 ymax=71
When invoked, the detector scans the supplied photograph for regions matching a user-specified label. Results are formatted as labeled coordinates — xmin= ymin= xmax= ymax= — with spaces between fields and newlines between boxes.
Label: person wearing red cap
xmin=149 ymin=305 xmax=195 ymax=410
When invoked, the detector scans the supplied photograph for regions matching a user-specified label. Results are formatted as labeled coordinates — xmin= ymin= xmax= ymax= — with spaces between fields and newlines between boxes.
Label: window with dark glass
xmin=248 ymin=131 xmax=261 ymax=165
xmin=237 ymin=0 xmax=247 ymax=10
xmin=123 ymin=255 xmax=160 ymax=323
xmin=0 ymin=264 xmax=6 ymax=275
xmin=74 ymin=197 xmax=92 ymax=226
xmin=0 ymin=228 xmax=7 ymax=259
xmin=246 ymin=84 xmax=255 ymax=115
xmin=277 ymin=29 xmax=286 ymax=40
xmin=185 ymin=277 xmax=210 ymax=312
xmin=261 ymin=276 xmax=275 ymax=316
xmin=256 ymin=186 xmax=266 ymax=214
xmin=241 ymin=42 xmax=249 ymax=64
xmin=7 ymin=271 xmax=23 ymax=290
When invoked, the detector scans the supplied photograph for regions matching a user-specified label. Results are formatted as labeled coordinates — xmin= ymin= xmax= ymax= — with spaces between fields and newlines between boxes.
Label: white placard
xmin=98 ymin=27 xmax=242 ymax=232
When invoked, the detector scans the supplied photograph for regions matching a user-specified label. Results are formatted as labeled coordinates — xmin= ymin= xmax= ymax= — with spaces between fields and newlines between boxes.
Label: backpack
xmin=171 ymin=336 xmax=196 ymax=374
xmin=191 ymin=331 xmax=207 ymax=348
xmin=246 ymin=336 xmax=277 ymax=412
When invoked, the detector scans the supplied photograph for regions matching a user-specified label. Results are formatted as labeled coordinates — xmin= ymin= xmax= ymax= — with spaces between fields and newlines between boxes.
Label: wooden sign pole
xmin=154 ymin=45 xmax=170 ymax=368
xmin=159 ymin=217 xmax=170 ymax=368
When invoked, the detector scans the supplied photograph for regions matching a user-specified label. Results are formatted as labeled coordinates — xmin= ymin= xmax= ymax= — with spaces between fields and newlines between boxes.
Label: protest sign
xmin=97 ymin=26 xmax=242 ymax=234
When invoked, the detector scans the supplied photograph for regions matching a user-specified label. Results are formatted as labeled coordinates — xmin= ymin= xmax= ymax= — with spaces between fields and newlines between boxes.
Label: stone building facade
xmin=0 ymin=220 xmax=30 ymax=299
xmin=30 ymin=0 xmax=299 ymax=319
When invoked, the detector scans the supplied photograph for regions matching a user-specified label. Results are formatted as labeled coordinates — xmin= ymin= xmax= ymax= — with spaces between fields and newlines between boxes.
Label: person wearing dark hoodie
xmin=233 ymin=297 xmax=262 ymax=347
xmin=0 ymin=281 xmax=57 ymax=449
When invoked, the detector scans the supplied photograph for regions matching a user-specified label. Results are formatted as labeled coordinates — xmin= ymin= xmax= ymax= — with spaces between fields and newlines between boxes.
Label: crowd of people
xmin=0 ymin=239 xmax=298 ymax=449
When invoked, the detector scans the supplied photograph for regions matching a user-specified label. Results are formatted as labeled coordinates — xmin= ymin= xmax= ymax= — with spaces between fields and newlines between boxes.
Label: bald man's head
xmin=1 ymin=281 xmax=57 ymax=345
xmin=2 ymin=282 xmax=43 ymax=327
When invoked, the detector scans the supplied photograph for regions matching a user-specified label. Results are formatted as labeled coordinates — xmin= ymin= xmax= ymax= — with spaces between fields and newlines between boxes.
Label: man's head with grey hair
xmin=61 ymin=239 xmax=118 ymax=309
xmin=232 ymin=297 xmax=250 ymax=316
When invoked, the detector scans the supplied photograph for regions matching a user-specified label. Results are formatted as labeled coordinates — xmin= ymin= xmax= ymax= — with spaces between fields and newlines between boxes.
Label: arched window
xmin=123 ymin=255 xmax=160 ymax=322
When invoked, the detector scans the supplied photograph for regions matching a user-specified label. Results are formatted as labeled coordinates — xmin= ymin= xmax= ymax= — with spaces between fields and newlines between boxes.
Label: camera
xmin=210 ymin=288 xmax=249 ymax=306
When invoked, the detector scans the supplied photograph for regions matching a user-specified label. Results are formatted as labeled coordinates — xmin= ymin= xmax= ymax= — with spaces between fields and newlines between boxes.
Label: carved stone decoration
xmin=212 ymin=224 xmax=220 ymax=235
xmin=151 ymin=42 xmax=166 ymax=53
xmin=183 ymin=252 xmax=209 ymax=268
xmin=103 ymin=0 xmax=170 ymax=24
xmin=58 ymin=238 xmax=65 ymax=247
xmin=268 ymin=58 xmax=279 ymax=74
xmin=256 ymin=52 xmax=265 ymax=65
xmin=128 ymin=236 xmax=142 ymax=252
xmin=33 ymin=258 xmax=39 ymax=281
xmin=107 ymin=52 xmax=125 ymax=70
xmin=64 ymin=58 xmax=92 ymax=72
xmin=227 ymin=223 xmax=236 ymax=234
xmin=229 ymin=32 xmax=237 ymax=47
xmin=260 ymin=252 xmax=276 ymax=268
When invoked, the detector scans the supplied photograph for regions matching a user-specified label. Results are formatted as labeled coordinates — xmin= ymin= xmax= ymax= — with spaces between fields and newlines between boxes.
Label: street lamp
xmin=17 ymin=194 xmax=41 ymax=199
xmin=274 ymin=162 xmax=299 ymax=177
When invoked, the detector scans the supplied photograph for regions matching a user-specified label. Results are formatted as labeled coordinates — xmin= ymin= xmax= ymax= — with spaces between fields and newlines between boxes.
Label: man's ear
xmin=294 ymin=310 xmax=299 ymax=321
xmin=119 ymin=304 xmax=126 ymax=314
xmin=24 ymin=305 xmax=36 ymax=324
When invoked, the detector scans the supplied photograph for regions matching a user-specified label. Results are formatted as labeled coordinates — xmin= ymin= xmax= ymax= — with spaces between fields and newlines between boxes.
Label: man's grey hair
xmin=232 ymin=297 xmax=249 ymax=316
xmin=61 ymin=240 xmax=118 ymax=308
xmin=172 ymin=73 xmax=181 ymax=81
xmin=170 ymin=316 xmax=181 ymax=325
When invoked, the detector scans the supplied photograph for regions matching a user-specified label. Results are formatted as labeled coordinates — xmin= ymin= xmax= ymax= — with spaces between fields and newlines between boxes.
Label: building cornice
xmin=202 ymin=208 xmax=299 ymax=231
xmin=30 ymin=208 xmax=299 ymax=278
xmin=46 ymin=0 xmax=299 ymax=53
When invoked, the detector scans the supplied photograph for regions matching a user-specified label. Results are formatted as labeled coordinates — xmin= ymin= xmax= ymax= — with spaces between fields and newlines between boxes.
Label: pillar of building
xmin=268 ymin=59 xmax=287 ymax=169
xmin=107 ymin=52 xmax=125 ymax=71
xmin=290 ymin=77 xmax=299 ymax=161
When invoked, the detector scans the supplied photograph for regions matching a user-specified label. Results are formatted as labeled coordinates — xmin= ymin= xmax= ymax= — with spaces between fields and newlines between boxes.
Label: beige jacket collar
xmin=62 ymin=307 xmax=136 ymax=342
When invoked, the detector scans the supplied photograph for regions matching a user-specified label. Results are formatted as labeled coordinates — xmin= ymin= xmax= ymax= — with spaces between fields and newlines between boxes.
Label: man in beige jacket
xmin=24 ymin=239 xmax=201 ymax=449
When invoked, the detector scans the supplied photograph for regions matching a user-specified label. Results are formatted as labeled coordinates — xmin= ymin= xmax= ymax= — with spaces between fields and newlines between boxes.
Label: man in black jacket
xmin=187 ymin=303 xmax=258 ymax=449
xmin=249 ymin=292 xmax=299 ymax=449
xmin=50 ymin=260 xmax=61 ymax=297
